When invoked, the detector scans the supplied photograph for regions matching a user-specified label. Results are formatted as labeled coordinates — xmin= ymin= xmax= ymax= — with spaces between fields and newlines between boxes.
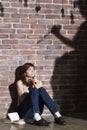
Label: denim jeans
xmin=16 ymin=87 xmax=59 ymax=119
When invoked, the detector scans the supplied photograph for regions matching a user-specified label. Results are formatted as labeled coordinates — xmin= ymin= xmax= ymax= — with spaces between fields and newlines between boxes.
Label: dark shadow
xmin=24 ymin=0 xmax=28 ymax=7
xmin=0 ymin=2 xmax=4 ymax=17
xmin=7 ymin=66 xmax=22 ymax=114
xmin=19 ymin=0 xmax=28 ymax=7
xmin=50 ymin=0 xmax=87 ymax=119
xmin=19 ymin=0 xmax=22 ymax=2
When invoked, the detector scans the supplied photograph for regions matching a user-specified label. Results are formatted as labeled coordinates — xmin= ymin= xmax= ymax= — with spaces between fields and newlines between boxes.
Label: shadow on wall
xmin=50 ymin=0 xmax=87 ymax=115
xmin=19 ymin=0 xmax=28 ymax=7
xmin=0 ymin=2 xmax=4 ymax=17
xmin=7 ymin=66 xmax=22 ymax=115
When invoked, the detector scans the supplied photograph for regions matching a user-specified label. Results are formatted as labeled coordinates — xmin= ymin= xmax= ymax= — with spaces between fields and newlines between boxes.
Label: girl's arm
xmin=16 ymin=80 xmax=27 ymax=103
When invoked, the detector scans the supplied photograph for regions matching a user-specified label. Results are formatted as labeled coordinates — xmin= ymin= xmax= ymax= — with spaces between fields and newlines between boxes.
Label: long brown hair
xmin=21 ymin=63 xmax=35 ymax=85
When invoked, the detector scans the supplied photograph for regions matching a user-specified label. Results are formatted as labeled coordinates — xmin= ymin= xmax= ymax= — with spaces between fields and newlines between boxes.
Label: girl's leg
xmin=17 ymin=88 xmax=41 ymax=119
xmin=39 ymin=95 xmax=44 ymax=114
xmin=38 ymin=87 xmax=60 ymax=115
xmin=17 ymin=87 xmax=50 ymax=126
xmin=17 ymin=92 xmax=33 ymax=118
xmin=38 ymin=87 xmax=66 ymax=125
xmin=30 ymin=87 xmax=40 ymax=114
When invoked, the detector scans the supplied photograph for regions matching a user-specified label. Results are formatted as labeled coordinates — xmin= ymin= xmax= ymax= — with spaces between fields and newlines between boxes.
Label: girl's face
xmin=25 ymin=66 xmax=35 ymax=78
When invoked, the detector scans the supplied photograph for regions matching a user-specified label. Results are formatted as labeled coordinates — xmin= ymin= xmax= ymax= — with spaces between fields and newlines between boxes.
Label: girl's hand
xmin=33 ymin=77 xmax=42 ymax=88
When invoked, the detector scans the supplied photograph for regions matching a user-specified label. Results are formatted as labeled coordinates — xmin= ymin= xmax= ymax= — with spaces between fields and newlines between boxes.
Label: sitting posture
xmin=16 ymin=63 xmax=66 ymax=126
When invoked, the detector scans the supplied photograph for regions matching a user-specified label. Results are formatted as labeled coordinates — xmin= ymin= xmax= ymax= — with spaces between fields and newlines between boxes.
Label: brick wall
xmin=0 ymin=0 xmax=87 ymax=118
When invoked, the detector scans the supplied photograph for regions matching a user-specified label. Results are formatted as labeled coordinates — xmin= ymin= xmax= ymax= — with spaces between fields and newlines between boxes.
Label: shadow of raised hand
xmin=51 ymin=25 xmax=61 ymax=35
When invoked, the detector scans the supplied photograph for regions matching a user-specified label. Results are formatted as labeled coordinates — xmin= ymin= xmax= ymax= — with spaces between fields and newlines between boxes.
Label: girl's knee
xmin=31 ymin=87 xmax=38 ymax=91
xmin=30 ymin=87 xmax=39 ymax=94
xmin=38 ymin=87 xmax=46 ymax=92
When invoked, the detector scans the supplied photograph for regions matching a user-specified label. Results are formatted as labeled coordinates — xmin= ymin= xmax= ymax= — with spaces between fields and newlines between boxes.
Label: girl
xmin=16 ymin=63 xmax=66 ymax=126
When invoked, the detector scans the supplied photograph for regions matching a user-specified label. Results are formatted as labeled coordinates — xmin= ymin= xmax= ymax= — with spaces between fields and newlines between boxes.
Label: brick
xmin=2 ymin=40 xmax=18 ymax=44
xmin=19 ymin=9 xmax=35 ymax=14
xmin=31 ymin=24 xmax=46 ymax=29
xmin=19 ymin=39 xmax=36 ymax=44
xmin=4 ymin=18 xmax=19 ymax=23
xmin=0 ymin=29 xmax=15 ymax=33
xmin=53 ymin=0 xmax=68 ymax=4
xmin=54 ymin=19 xmax=69 ymax=25
xmin=38 ymin=19 xmax=53 ymax=25
xmin=40 ymin=9 xmax=52 ymax=14
xmin=12 ymin=14 xmax=28 ymax=18
xmin=36 ymin=61 xmax=52 ymax=66
xmin=0 ymin=34 xmax=9 ymax=38
xmin=17 ymin=29 xmax=33 ymax=34
xmin=38 ymin=0 xmax=52 ymax=3
xmin=10 ymin=34 xmax=26 ymax=39
xmin=46 ymin=45 xmax=62 ymax=49
xmin=27 ymin=35 xmax=42 ymax=39
xmin=0 ymin=24 xmax=11 ymax=28
xmin=2 ymin=50 xmax=19 ymax=55
xmin=46 ymin=4 xmax=61 ymax=9
xmin=28 ymin=55 xmax=44 ymax=60
xmin=0 ymin=45 xmax=11 ymax=49
xmin=11 ymin=44 xmax=29 ymax=49
xmin=19 ymin=50 xmax=36 ymax=55
xmin=4 ymin=8 xmax=18 ymax=13
xmin=21 ymin=19 xmax=36 ymax=24
xmin=13 ymin=24 xmax=29 ymax=28
xmin=11 ymin=2 xmax=24 ymax=8
xmin=29 ymin=14 xmax=44 ymax=19
xmin=37 ymin=40 xmax=52 ymax=44
xmin=46 ymin=14 xmax=61 ymax=19
xmin=1 ymin=14 xmax=10 ymax=18
xmin=34 ymin=30 xmax=50 ymax=34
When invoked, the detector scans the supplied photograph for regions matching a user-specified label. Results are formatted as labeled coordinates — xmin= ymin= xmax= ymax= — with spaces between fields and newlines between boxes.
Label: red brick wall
xmin=0 ymin=0 xmax=87 ymax=118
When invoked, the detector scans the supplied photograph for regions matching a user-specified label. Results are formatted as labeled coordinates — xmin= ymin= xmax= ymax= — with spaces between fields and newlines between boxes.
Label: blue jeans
xmin=17 ymin=87 xmax=59 ymax=119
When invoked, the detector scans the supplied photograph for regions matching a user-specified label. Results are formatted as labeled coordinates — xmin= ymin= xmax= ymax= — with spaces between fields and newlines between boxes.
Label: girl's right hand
xmin=33 ymin=77 xmax=42 ymax=88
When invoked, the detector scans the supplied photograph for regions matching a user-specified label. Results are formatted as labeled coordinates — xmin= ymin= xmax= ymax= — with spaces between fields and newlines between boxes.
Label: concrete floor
xmin=0 ymin=115 xmax=87 ymax=130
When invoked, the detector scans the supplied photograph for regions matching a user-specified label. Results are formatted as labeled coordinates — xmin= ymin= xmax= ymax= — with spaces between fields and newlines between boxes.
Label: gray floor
xmin=0 ymin=115 xmax=87 ymax=130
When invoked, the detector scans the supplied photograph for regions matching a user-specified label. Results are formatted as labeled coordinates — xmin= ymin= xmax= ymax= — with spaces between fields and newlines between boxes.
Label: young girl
xmin=16 ymin=63 xmax=66 ymax=126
